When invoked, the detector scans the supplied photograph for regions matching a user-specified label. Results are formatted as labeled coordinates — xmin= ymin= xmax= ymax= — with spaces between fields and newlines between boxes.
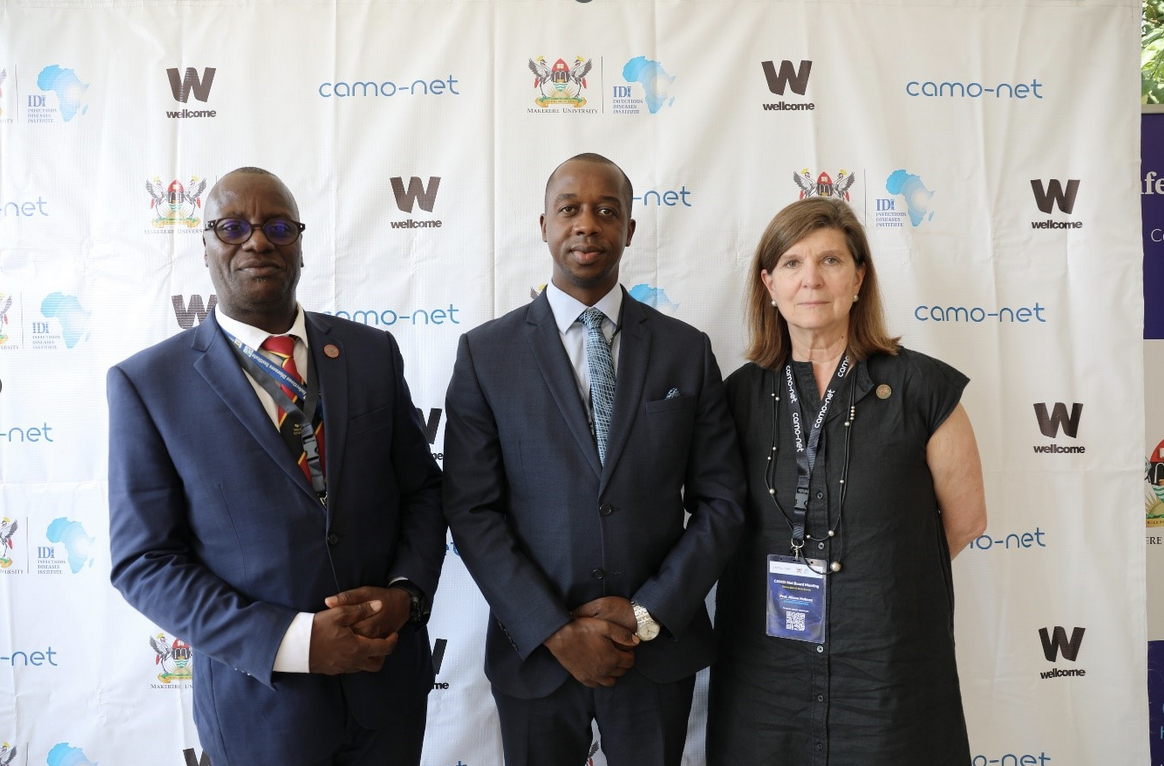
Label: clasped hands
xmin=308 ymin=585 xmax=411 ymax=675
xmin=544 ymin=596 xmax=640 ymax=689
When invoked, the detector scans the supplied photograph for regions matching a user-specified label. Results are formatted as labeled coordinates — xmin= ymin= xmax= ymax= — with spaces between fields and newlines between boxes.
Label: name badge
xmin=766 ymin=554 xmax=827 ymax=643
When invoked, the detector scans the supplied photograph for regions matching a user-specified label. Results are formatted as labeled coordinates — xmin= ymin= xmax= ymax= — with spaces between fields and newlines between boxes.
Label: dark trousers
xmin=492 ymin=670 xmax=696 ymax=766
xmin=301 ymin=701 xmax=427 ymax=766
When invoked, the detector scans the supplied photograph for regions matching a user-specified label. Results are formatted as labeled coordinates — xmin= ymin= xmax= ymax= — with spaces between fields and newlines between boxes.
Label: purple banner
xmin=1144 ymin=111 xmax=1164 ymax=339
xmin=1150 ymin=641 xmax=1164 ymax=763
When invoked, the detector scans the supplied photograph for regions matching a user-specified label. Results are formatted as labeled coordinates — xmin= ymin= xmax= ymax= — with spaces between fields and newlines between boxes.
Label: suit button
xmin=599 ymin=503 xmax=614 ymax=516
xmin=327 ymin=533 xmax=339 ymax=545
xmin=591 ymin=569 xmax=605 ymax=580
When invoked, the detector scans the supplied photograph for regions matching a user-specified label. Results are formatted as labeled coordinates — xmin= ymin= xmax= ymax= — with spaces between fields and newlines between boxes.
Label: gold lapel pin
xmin=876 ymin=384 xmax=892 ymax=400
xmin=324 ymin=344 xmax=340 ymax=359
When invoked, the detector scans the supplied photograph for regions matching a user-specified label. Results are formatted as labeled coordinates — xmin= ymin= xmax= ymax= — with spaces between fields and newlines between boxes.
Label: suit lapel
xmin=306 ymin=313 xmax=346 ymax=521
xmin=192 ymin=311 xmax=319 ymax=503
xmin=525 ymin=292 xmax=603 ymax=478
xmin=601 ymin=291 xmax=649 ymax=491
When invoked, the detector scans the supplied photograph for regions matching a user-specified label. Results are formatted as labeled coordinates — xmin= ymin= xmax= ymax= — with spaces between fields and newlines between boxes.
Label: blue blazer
xmin=443 ymin=289 xmax=745 ymax=699
xmin=107 ymin=310 xmax=445 ymax=765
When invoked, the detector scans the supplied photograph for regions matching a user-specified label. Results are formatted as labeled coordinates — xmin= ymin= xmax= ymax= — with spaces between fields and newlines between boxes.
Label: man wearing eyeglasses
xmin=107 ymin=167 xmax=445 ymax=766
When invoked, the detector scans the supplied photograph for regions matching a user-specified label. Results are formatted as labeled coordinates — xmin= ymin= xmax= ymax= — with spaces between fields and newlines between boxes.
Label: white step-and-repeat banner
xmin=0 ymin=1 xmax=1145 ymax=764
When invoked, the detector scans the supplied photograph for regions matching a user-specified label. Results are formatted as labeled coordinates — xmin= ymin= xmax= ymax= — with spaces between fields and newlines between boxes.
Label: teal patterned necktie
xmin=580 ymin=307 xmax=616 ymax=464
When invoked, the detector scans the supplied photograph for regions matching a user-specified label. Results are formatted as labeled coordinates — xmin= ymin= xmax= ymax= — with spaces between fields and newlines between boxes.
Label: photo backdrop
xmin=0 ymin=1 xmax=1146 ymax=764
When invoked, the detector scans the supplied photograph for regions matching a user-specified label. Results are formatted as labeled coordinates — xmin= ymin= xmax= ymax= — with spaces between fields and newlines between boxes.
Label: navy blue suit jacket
xmin=443 ymin=289 xmax=745 ymax=699
xmin=107 ymin=310 xmax=444 ymax=765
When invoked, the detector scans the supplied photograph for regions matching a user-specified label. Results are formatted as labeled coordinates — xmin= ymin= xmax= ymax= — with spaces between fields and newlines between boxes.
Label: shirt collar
xmin=545 ymin=282 xmax=623 ymax=335
xmin=216 ymin=304 xmax=308 ymax=351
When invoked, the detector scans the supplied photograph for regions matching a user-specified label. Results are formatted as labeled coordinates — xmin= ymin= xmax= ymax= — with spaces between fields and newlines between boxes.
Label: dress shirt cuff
xmin=272 ymin=611 xmax=314 ymax=673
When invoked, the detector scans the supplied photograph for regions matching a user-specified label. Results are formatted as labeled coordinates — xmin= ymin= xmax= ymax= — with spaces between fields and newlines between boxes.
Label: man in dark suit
xmin=442 ymin=153 xmax=745 ymax=766
xmin=107 ymin=167 xmax=445 ymax=766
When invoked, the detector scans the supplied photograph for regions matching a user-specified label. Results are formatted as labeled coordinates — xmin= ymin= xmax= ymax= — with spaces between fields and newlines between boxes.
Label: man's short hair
xmin=545 ymin=153 xmax=634 ymax=214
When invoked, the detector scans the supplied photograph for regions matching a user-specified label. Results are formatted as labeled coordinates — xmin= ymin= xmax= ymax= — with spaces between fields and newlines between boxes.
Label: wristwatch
xmin=631 ymin=601 xmax=661 ymax=641
xmin=389 ymin=580 xmax=431 ymax=626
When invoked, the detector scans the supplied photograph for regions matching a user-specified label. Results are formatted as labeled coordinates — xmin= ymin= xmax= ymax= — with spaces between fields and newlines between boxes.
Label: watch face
xmin=634 ymin=604 xmax=661 ymax=641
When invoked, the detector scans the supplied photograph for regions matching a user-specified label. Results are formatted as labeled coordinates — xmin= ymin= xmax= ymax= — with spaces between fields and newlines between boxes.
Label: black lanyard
xmin=783 ymin=356 xmax=850 ymax=549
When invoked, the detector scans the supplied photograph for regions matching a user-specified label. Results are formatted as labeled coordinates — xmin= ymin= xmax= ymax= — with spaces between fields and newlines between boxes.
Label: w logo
xmin=1039 ymin=626 xmax=1085 ymax=662
xmin=1030 ymin=179 xmax=1080 ymax=215
xmin=182 ymin=749 xmax=212 ymax=766
xmin=1033 ymin=402 xmax=1082 ymax=438
xmin=172 ymin=294 xmax=217 ymax=329
xmin=167 ymin=67 xmax=216 ymax=103
xmin=760 ymin=60 xmax=812 ymax=96
xmin=431 ymin=637 xmax=448 ymax=675
xmin=390 ymin=176 xmax=441 ymax=213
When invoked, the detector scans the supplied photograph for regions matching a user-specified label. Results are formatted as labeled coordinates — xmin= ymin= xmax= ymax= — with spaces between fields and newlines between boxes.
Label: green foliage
xmin=1145 ymin=0 xmax=1164 ymax=103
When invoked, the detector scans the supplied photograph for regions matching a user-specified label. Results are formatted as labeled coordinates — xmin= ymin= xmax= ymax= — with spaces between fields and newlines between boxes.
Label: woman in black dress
xmin=706 ymin=197 xmax=986 ymax=765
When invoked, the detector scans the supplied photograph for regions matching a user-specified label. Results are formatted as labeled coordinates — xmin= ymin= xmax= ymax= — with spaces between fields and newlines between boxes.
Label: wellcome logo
xmin=793 ymin=169 xmax=855 ymax=201
xmin=1030 ymin=179 xmax=1082 ymax=230
xmin=182 ymin=749 xmax=212 ymax=766
xmin=905 ymin=77 xmax=1044 ymax=99
xmin=612 ymin=56 xmax=676 ymax=115
xmin=166 ymin=67 xmax=217 ymax=118
xmin=529 ymin=56 xmax=595 ymax=112
xmin=432 ymin=637 xmax=449 ymax=689
xmin=172 ymin=294 xmax=217 ymax=329
xmin=1038 ymin=626 xmax=1086 ymax=679
xmin=389 ymin=176 xmax=442 ymax=229
xmin=1032 ymin=402 xmax=1084 ymax=454
xmin=417 ymin=406 xmax=443 ymax=462
xmin=146 ymin=176 xmax=206 ymax=231
xmin=760 ymin=59 xmax=814 ymax=111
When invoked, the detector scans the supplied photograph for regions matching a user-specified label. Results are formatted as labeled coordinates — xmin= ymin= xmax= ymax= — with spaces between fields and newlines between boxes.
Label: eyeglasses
xmin=205 ymin=218 xmax=306 ymax=246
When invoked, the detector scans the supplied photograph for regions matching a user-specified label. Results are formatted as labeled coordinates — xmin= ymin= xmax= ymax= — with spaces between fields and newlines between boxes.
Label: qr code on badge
xmin=785 ymin=611 xmax=806 ymax=632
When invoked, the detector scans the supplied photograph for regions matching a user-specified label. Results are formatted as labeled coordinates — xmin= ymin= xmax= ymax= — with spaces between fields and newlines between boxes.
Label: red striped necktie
xmin=259 ymin=335 xmax=325 ymax=482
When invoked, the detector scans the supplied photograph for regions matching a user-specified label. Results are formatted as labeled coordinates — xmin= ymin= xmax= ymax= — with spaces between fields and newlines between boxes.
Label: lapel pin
xmin=324 ymin=344 xmax=340 ymax=359
xmin=876 ymin=384 xmax=892 ymax=400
